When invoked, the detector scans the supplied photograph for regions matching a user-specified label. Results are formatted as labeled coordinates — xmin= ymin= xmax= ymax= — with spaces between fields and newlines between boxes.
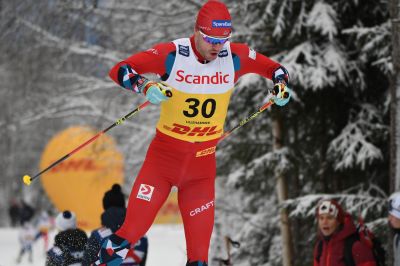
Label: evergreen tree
xmin=214 ymin=1 xmax=390 ymax=265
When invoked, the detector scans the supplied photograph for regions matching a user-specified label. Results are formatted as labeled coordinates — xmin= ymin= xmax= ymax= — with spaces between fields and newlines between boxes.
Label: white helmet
xmin=389 ymin=192 xmax=400 ymax=219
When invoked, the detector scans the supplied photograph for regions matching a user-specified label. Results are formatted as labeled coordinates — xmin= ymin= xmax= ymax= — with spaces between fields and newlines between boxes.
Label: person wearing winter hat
xmin=46 ymin=210 xmax=88 ymax=266
xmin=83 ymin=186 xmax=148 ymax=266
xmin=313 ymin=200 xmax=376 ymax=266
xmin=388 ymin=193 xmax=400 ymax=266
xmin=16 ymin=221 xmax=36 ymax=264
xmin=55 ymin=210 xmax=76 ymax=231
xmin=96 ymin=1 xmax=292 ymax=265
xmin=103 ymin=183 xmax=126 ymax=210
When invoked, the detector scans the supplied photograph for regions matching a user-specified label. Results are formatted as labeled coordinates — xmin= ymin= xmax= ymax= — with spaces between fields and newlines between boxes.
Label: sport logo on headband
xmin=212 ymin=20 xmax=231 ymax=28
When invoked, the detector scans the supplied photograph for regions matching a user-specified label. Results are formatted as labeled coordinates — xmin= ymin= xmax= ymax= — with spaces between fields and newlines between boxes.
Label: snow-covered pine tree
xmin=389 ymin=0 xmax=400 ymax=193
xmin=213 ymin=0 xmax=390 ymax=265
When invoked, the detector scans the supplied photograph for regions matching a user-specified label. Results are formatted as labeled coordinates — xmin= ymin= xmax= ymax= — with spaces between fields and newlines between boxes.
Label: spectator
xmin=19 ymin=200 xmax=35 ymax=225
xmin=388 ymin=193 xmax=400 ymax=266
xmin=16 ymin=221 xmax=36 ymax=264
xmin=34 ymin=210 xmax=54 ymax=252
xmin=313 ymin=200 xmax=376 ymax=266
xmin=8 ymin=198 xmax=20 ymax=227
xmin=83 ymin=184 xmax=148 ymax=266
xmin=102 ymin=183 xmax=125 ymax=210
xmin=46 ymin=210 xmax=87 ymax=266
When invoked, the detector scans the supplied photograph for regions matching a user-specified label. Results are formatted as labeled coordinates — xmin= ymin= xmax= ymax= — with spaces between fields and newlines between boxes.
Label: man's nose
xmin=212 ymin=43 xmax=224 ymax=49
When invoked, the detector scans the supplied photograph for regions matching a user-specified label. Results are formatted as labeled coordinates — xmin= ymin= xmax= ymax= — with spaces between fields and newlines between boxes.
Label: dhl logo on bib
xmin=157 ymin=88 xmax=233 ymax=142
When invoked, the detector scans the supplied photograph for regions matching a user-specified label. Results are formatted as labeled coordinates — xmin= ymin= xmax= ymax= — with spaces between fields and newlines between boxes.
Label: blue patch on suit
xmin=218 ymin=50 xmax=228 ymax=57
xmin=232 ymin=54 xmax=240 ymax=71
xmin=178 ymin=45 xmax=189 ymax=57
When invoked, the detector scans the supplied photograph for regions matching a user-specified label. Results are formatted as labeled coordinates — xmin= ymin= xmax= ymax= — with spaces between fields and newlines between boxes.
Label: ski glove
xmin=272 ymin=66 xmax=290 ymax=85
xmin=271 ymin=66 xmax=291 ymax=106
xmin=143 ymin=82 xmax=172 ymax=104
xmin=272 ymin=83 xmax=291 ymax=106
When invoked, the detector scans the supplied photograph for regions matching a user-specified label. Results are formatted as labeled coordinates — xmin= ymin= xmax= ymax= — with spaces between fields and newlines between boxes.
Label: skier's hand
xmin=143 ymin=82 xmax=172 ymax=104
xmin=272 ymin=83 xmax=291 ymax=106
xmin=272 ymin=66 xmax=290 ymax=85
xmin=271 ymin=66 xmax=291 ymax=106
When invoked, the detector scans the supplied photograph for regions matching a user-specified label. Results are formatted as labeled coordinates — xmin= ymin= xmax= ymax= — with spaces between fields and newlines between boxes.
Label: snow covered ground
xmin=0 ymin=224 xmax=187 ymax=266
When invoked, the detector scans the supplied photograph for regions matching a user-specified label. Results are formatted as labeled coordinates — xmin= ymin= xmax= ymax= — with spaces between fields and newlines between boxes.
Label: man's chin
xmin=207 ymin=53 xmax=218 ymax=61
xmin=321 ymin=230 xmax=333 ymax=236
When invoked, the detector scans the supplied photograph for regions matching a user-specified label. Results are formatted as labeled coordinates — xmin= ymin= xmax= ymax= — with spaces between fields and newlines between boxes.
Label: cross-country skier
xmin=96 ymin=1 xmax=291 ymax=265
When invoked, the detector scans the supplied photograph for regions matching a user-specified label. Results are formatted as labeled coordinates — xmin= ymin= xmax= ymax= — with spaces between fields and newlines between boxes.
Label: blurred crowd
xmin=10 ymin=184 xmax=148 ymax=266
xmin=8 ymin=189 xmax=400 ymax=266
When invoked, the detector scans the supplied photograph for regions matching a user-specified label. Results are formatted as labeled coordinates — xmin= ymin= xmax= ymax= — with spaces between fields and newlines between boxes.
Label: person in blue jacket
xmin=83 ymin=184 xmax=148 ymax=266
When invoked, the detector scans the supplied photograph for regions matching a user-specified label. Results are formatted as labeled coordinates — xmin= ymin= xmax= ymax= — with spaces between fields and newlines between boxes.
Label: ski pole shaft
xmin=219 ymin=100 xmax=274 ymax=142
xmin=23 ymin=100 xmax=151 ymax=186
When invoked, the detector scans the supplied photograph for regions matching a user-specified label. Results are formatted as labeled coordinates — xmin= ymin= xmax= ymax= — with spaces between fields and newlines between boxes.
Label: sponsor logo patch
xmin=190 ymin=200 xmax=214 ymax=216
xmin=212 ymin=20 xmax=232 ymax=28
xmin=178 ymin=45 xmax=190 ymax=57
xmin=146 ymin=48 xmax=159 ymax=55
xmin=175 ymin=70 xmax=230 ymax=84
xmin=249 ymin=48 xmax=256 ymax=60
xmin=218 ymin=49 xmax=228 ymax=57
xmin=196 ymin=146 xmax=216 ymax=157
xmin=137 ymin=184 xmax=155 ymax=202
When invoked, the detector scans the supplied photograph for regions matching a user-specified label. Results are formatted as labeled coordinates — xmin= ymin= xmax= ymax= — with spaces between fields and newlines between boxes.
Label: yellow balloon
xmin=40 ymin=126 xmax=124 ymax=230
xmin=154 ymin=191 xmax=182 ymax=224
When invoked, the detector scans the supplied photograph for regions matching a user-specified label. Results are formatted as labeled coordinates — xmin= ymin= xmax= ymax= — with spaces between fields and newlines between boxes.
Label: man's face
xmin=388 ymin=214 xmax=400 ymax=229
xmin=194 ymin=30 xmax=228 ymax=61
xmin=318 ymin=214 xmax=340 ymax=237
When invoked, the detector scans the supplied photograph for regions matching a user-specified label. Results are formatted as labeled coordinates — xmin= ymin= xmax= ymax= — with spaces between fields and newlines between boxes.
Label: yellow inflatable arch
xmin=40 ymin=126 xmax=124 ymax=230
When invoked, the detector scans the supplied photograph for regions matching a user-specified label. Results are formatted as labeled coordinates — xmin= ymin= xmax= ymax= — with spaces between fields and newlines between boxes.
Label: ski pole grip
xmin=272 ymin=83 xmax=290 ymax=98
xmin=162 ymin=89 xmax=173 ymax=98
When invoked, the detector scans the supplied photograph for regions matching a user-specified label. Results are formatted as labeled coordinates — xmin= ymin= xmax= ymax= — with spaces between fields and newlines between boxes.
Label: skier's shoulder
xmin=145 ymin=41 xmax=176 ymax=57
xmin=230 ymin=42 xmax=253 ymax=57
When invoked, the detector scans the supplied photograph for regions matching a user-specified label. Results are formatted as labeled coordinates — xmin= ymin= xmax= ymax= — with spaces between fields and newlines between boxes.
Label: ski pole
xmin=213 ymin=236 xmax=240 ymax=266
xmin=23 ymin=89 xmax=172 ymax=186
xmin=219 ymin=99 xmax=274 ymax=143
xmin=219 ymin=80 xmax=292 ymax=142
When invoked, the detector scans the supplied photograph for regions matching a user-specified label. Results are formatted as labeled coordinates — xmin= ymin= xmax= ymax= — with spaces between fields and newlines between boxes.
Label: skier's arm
xmin=109 ymin=42 xmax=176 ymax=104
xmin=231 ymin=43 xmax=291 ymax=106
xmin=230 ymin=43 xmax=283 ymax=81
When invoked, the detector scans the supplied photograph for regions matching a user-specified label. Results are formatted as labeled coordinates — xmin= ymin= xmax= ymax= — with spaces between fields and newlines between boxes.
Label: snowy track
xmin=0 ymin=224 xmax=186 ymax=266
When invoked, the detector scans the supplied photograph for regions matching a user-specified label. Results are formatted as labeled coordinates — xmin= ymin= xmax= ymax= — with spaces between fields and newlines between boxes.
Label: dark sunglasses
xmin=199 ymin=31 xmax=231 ymax=45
